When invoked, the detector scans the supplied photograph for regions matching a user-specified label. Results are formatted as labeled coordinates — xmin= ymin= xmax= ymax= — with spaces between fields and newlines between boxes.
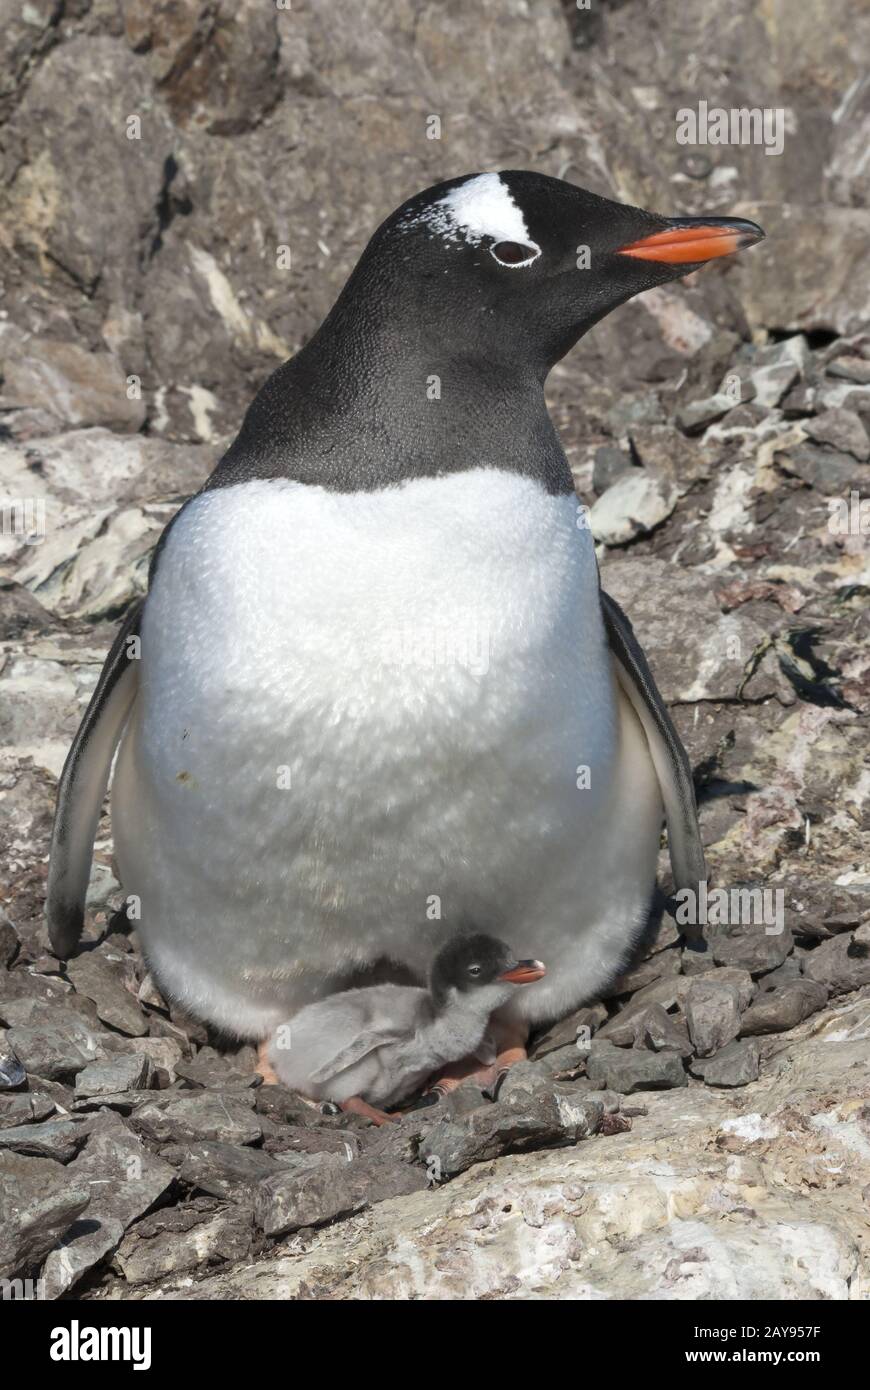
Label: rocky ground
xmin=2 ymin=1 xmax=869 ymax=1300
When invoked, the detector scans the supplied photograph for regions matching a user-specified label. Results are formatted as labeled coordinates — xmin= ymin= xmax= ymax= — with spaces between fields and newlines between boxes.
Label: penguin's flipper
xmin=600 ymin=589 xmax=706 ymax=898
xmin=46 ymin=601 xmax=142 ymax=958
xmin=308 ymin=1028 xmax=406 ymax=1087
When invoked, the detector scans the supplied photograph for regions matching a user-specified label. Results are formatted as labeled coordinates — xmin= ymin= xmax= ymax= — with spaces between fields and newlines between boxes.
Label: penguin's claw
xmin=426 ymin=1061 xmax=499 ymax=1097
xmin=428 ymin=1020 xmax=529 ymax=1099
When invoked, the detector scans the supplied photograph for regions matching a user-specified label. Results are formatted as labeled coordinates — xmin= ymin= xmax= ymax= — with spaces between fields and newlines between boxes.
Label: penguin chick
xmin=267 ymin=932 xmax=546 ymax=1124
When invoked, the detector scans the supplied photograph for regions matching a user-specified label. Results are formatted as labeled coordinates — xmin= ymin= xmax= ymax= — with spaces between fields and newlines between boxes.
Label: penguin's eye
xmin=490 ymin=240 xmax=540 ymax=268
xmin=467 ymin=964 xmax=481 ymax=978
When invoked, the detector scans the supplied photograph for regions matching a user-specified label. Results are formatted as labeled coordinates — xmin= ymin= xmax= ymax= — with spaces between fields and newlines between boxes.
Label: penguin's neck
xmin=207 ymin=278 xmax=575 ymax=496
xmin=420 ymin=987 xmax=504 ymax=1062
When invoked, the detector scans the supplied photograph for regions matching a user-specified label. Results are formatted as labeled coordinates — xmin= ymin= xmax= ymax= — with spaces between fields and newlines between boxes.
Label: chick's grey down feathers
xmin=268 ymin=933 xmax=530 ymax=1108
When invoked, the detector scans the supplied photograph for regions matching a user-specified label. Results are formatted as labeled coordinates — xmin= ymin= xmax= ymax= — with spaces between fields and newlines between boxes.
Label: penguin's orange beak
xmin=617 ymin=216 xmax=764 ymax=265
xmin=499 ymin=959 xmax=546 ymax=984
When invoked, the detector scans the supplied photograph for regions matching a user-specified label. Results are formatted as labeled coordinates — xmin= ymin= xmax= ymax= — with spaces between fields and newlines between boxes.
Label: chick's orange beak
xmin=499 ymin=959 xmax=546 ymax=984
xmin=617 ymin=216 xmax=764 ymax=265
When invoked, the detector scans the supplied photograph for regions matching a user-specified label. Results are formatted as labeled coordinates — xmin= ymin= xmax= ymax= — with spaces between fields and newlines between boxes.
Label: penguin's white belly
xmin=112 ymin=470 xmax=662 ymax=1036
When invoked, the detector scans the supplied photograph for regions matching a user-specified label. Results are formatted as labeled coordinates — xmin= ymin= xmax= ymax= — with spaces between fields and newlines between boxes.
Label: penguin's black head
xmin=429 ymin=931 xmax=546 ymax=1010
xmin=362 ymin=169 xmax=764 ymax=373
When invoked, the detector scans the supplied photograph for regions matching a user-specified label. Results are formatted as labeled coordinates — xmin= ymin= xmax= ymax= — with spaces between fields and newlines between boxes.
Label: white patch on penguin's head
xmin=407 ymin=172 xmax=541 ymax=265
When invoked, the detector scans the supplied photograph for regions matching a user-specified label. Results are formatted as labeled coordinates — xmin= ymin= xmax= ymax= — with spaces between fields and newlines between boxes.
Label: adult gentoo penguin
xmin=47 ymin=171 xmax=763 ymax=1080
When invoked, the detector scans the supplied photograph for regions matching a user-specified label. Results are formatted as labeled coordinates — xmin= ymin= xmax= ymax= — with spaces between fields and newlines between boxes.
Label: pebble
xmin=131 ymin=1091 xmax=262 ymax=1147
xmin=802 ymin=925 xmax=870 ymax=995
xmin=255 ymin=1154 xmax=425 ymax=1237
xmin=585 ymin=1039 xmax=687 ymax=1092
xmin=0 ymin=1151 xmax=90 ymax=1280
xmin=74 ymin=1053 xmax=152 ymax=1098
xmin=686 ymin=978 xmax=743 ymax=1057
xmin=690 ymin=1039 xmax=760 ymax=1088
xmin=709 ymin=926 xmax=794 ymax=976
xmin=739 ymin=979 xmax=829 ymax=1035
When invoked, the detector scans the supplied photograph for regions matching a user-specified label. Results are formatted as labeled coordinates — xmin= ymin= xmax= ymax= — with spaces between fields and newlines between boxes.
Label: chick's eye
xmin=491 ymin=240 xmax=540 ymax=267
xmin=467 ymin=964 xmax=481 ymax=977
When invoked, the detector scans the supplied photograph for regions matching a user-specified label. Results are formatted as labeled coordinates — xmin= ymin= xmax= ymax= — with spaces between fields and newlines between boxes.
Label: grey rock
xmin=496 ymin=1061 xmax=557 ymax=1103
xmin=137 ymin=972 xmax=167 ymax=1010
xmin=168 ymin=1139 xmax=301 ymax=1201
xmin=253 ymin=1084 xmax=320 ymax=1127
xmin=590 ymin=469 xmax=677 ymax=545
xmin=64 ymin=1114 xmax=175 ymax=1232
xmin=0 ymin=911 xmax=19 ymax=968
xmin=625 ymin=425 xmax=708 ymax=497
xmin=803 ymin=407 xmax=870 ymax=460
xmin=757 ymin=957 xmax=805 ymax=990
xmin=634 ymin=1003 xmax=693 ymax=1057
xmin=739 ymin=979 xmax=829 ymax=1035
xmin=592 ymin=445 xmax=631 ymax=494
xmin=747 ymin=360 xmax=799 ymax=408
xmin=803 ymin=926 xmax=870 ymax=995
xmin=530 ymin=1003 xmax=607 ymax=1058
xmin=65 ymin=951 xmax=148 ymax=1037
xmin=606 ymin=946 xmax=681 ymax=997
xmin=0 ymin=0 xmax=62 ymax=123
xmin=708 ymin=967 xmax=757 ymax=1010
xmin=5 ymin=1009 xmax=111 ymax=1081
xmin=681 ymin=940 xmax=716 ymax=976
xmin=174 ymin=1047 xmax=258 ymax=1089
xmin=827 ymin=355 xmax=870 ymax=385
xmin=123 ymin=0 xmax=282 ymax=137
xmin=131 ymin=1091 xmax=262 ymax=1146
xmin=0 ymin=1092 xmax=55 ymax=1129
xmin=417 ymin=1091 xmax=582 ymax=1180
xmin=597 ymin=975 xmax=693 ymax=1044
xmin=534 ymin=1043 xmax=591 ymax=1079
xmin=127 ymin=1037 xmax=184 ymax=1087
xmin=677 ymin=393 xmax=734 ymax=434
xmin=781 ymin=380 xmax=819 ymax=417
xmin=74 ymin=1053 xmax=152 ymax=1098
xmin=260 ymin=1122 xmax=365 ymax=1163
xmin=2 ymin=339 xmax=145 ymax=433
xmin=686 ymin=978 xmax=743 ymax=1057
xmin=71 ymin=1086 xmax=178 ymax=1116
xmin=255 ymin=1155 xmax=426 ymax=1237
xmin=0 ymin=1151 xmax=90 ymax=1279
xmin=114 ymin=1203 xmax=253 ymax=1285
xmin=606 ymin=392 xmax=666 ymax=433
xmin=600 ymin=559 xmax=770 ymax=703
xmin=734 ymin=202 xmax=870 ymax=338
xmin=0 ymin=1043 xmax=26 ymax=1091
xmin=778 ymin=442 xmax=864 ymax=494
xmin=0 ymin=1116 xmax=91 ymax=1163
xmin=41 ymin=1216 xmax=126 ymax=1300
xmin=440 ymin=1083 xmax=490 ymax=1118
xmin=714 ymin=368 xmax=757 ymax=405
xmin=585 ymin=1039 xmax=687 ymax=1093
xmin=709 ymin=926 xmax=794 ymax=977
xmin=0 ymin=968 xmax=73 ymax=1011
xmin=690 ymin=1039 xmax=760 ymax=1088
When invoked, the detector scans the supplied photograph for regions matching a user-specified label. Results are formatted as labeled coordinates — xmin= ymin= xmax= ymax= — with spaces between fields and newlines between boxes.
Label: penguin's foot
xmin=426 ymin=1059 xmax=499 ymax=1098
xmin=255 ymin=1039 xmax=280 ymax=1086
xmin=427 ymin=1018 xmax=530 ymax=1099
xmin=339 ymin=1096 xmax=400 ymax=1126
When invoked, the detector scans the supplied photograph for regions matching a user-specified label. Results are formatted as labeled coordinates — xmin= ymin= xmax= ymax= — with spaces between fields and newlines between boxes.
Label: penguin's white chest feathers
xmin=114 ymin=468 xmax=660 ymax=1035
